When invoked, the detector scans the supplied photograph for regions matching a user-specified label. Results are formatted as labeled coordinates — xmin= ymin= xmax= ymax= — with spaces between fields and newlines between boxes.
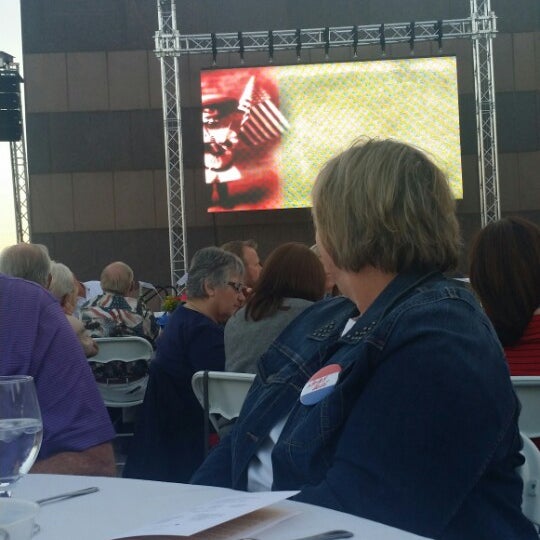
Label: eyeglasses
xmin=226 ymin=281 xmax=244 ymax=294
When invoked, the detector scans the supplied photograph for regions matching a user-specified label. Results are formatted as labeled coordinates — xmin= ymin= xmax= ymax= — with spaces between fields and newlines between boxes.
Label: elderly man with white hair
xmin=0 ymin=242 xmax=51 ymax=287
xmin=0 ymin=243 xmax=116 ymax=476
xmin=81 ymin=261 xmax=158 ymax=345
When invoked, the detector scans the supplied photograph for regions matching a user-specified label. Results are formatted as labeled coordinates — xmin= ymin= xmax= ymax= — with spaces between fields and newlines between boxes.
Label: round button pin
xmin=300 ymin=364 xmax=342 ymax=406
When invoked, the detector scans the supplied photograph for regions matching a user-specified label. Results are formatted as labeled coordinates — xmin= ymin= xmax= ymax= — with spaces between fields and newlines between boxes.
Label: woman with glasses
xmin=124 ymin=247 xmax=245 ymax=482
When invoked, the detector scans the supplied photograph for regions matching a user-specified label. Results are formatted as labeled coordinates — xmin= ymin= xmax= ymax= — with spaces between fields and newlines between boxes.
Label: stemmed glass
xmin=0 ymin=376 xmax=43 ymax=497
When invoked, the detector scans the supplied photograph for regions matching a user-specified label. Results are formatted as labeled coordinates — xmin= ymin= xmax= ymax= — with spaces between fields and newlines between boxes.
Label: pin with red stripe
xmin=300 ymin=364 xmax=342 ymax=406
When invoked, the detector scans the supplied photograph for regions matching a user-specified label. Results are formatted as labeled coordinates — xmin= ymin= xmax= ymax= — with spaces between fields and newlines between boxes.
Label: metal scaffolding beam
xmin=155 ymin=0 xmax=187 ymax=286
xmin=10 ymin=135 xmax=30 ymax=242
xmin=155 ymin=0 xmax=500 ymax=281
xmin=178 ymin=19 xmax=473 ymax=54
xmin=1 ymin=58 xmax=30 ymax=243
xmin=471 ymin=0 xmax=500 ymax=226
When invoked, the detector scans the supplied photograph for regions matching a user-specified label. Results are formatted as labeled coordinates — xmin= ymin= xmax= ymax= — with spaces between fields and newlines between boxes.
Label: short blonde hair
xmin=312 ymin=138 xmax=460 ymax=273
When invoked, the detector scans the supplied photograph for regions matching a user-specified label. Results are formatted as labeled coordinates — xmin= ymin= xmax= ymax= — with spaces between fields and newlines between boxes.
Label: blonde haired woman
xmin=193 ymin=139 xmax=535 ymax=539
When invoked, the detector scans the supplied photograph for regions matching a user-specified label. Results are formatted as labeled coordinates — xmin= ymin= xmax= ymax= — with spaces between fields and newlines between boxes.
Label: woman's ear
xmin=203 ymin=279 xmax=215 ymax=297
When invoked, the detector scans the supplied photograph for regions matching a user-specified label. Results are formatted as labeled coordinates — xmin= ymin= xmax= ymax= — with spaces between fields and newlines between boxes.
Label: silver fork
xmin=240 ymin=530 xmax=354 ymax=540
xmin=35 ymin=486 xmax=99 ymax=506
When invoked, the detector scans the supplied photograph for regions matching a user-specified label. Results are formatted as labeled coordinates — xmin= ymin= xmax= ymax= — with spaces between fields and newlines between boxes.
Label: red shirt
xmin=505 ymin=313 xmax=540 ymax=376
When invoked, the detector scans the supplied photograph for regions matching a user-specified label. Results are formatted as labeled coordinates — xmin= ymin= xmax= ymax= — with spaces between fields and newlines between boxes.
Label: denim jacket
xmin=192 ymin=271 xmax=537 ymax=539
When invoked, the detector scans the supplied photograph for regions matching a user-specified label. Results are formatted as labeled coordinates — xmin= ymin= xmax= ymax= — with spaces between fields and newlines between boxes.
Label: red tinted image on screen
xmin=201 ymin=67 xmax=288 ymax=212
xmin=200 ymin=58 xmax=462 ymax=213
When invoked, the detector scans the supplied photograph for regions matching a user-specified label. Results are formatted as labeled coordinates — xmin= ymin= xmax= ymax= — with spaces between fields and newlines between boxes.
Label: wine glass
xmin=0 ymin=376 xmax=43 ymax=497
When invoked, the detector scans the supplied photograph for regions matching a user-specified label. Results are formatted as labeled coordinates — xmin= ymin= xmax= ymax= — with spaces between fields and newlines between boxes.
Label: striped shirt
xmin=505 ymin=314 xmax=540 ymax=376
xmin=0 ymin=274 xmax=115 ymax=460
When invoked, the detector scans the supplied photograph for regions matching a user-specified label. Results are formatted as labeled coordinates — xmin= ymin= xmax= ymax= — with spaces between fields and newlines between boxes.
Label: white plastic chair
xmin=518 ymin=433 xmax=540 ymax=528
xmin=191 ymin=370 xmax=255 ymax=451
xmin=512 ymin=377 xmax=540 ymax=439
xmin=89 ymin=337 xmax=153 ymax=407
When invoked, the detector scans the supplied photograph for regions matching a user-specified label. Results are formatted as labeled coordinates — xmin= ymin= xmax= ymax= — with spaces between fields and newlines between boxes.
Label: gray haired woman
xmin=124 ymin=246 xmax=245 ymax=483
xmin=49 ymin=260 xmax=98 ymax=358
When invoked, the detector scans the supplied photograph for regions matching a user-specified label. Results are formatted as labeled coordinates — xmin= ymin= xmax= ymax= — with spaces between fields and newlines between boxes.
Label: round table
xmin=12 ymin=474 xmax=429 ymax=540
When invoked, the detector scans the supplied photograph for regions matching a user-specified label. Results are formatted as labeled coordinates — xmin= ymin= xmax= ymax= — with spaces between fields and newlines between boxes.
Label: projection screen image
xmin=200 ymin=56 xmax=462 ymax=213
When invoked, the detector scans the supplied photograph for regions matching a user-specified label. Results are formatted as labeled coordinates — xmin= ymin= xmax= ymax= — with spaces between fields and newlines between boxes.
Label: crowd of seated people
xmin=2 ymin=137 xmax=540 ymax=539
xmin=123 ymin=247 xmax=245 ymax=483
xmin=225 ymin=242 xmax=326 ymax=374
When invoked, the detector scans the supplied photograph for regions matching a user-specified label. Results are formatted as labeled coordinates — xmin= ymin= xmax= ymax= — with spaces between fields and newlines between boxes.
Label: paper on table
xmin=115 ymin=505 xmax=300 ymax=540
xmin=115 ymin=490 xmax=299 ymax=539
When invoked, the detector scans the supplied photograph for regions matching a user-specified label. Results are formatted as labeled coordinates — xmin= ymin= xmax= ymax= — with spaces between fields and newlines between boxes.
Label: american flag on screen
xmin=237 ymin=75 xmax=290 ymax=146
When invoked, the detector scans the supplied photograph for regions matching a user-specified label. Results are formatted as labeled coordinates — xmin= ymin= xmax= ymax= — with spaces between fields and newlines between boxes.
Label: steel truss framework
xmin=10 ymin=136 xmax=30 ymax=242
xmin=3 ymin=60 xmax=30 ymax=243
xmin=155 ymin=0 xmax=499 ymax=284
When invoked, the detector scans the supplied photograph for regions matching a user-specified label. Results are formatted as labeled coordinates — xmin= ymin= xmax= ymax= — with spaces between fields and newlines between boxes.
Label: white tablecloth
xmin=12 ymin=474 xmax=429 ymax=540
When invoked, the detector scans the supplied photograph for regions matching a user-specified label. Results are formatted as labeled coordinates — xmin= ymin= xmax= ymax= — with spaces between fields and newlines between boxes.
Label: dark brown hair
xmin=220 ymin=239 xmax=258 ymax=261
xmin=469 ymin=216 xmax=540 ymax=346
xmin=245 ymin=242 xmax=325 ymax=322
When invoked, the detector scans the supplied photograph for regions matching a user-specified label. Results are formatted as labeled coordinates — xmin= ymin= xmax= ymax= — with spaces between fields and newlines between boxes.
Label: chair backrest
xmin=89 ymin=337 xmax=154 ymax=407
xmin=512 ymin=376 xmax=540 ymax=439
xmin=518 ymin=433 xmax=540 ymax=527
xmin=141 ymin=284 xmax=178 ymax=313
xmin=191 ymin=370 xmax=255 ymax=434
xmin=82 ymin=280 xmax=103 ymax=301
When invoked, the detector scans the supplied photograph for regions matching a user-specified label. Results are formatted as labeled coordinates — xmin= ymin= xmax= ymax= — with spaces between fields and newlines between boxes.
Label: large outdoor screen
xmin=200 ymin=56 xmax=462 ymax=213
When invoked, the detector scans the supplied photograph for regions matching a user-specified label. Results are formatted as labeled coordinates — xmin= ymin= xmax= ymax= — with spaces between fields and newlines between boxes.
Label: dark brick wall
xmin=20 ymin=0 xmax=540 ymax=282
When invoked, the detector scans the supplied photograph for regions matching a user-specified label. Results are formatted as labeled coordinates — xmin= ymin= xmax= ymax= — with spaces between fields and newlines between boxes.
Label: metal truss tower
xmin=155 ymin=0 xmax=499 ymax=281
xmin=10 ymin=134 xmax=30 ymax=242
xmin=470 ymin=0 xmax=500 ymax=226
xmin=2 ymin=58 xmax=30 ymax=243
xmin=155 ymin=0 xmax=187 ymax=286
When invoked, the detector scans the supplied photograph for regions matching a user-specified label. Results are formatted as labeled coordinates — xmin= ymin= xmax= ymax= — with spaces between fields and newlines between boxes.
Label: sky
xmin=0 ymin=0 xmax=21 ymax=250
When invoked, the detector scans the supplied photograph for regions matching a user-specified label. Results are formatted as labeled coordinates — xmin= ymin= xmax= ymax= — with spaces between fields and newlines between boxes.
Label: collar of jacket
xmin=314 ymin=269 xmax=441 ymax=345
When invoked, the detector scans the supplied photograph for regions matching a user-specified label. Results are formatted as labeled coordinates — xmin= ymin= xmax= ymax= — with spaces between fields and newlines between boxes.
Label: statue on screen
xmin=201 ymin=75 xmax=290 ymax=210
xmin=202 ymin=94 xmax=242 ymax=207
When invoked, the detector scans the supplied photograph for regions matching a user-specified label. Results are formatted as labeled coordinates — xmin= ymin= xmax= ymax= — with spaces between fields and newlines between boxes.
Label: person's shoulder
xmin=282 ymin=297 xmax=314 ymax=310
xmin=81 ymin=293 xmax=106 ymax=309
xmin=300 ymin=295 xmax=354 ymax=319
xmin=399 ymin=275 xmax=481 ymax=316
xmin=66 ymin=313 xmax=85 ymax=332
xmin=224 ymin=306 xmax=247 ymax=330
xmin=274 ymin=296 xmax=355 ymax=341
xmin=172 ymin=305 xmax=222 ymax=333
xmin=1 ymin=272 xmax=46 ymax=295
xmin=380 ymin=276 xmax=500 ymax=362
xmin=0 ymin=273 xmax=56 ymax=308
